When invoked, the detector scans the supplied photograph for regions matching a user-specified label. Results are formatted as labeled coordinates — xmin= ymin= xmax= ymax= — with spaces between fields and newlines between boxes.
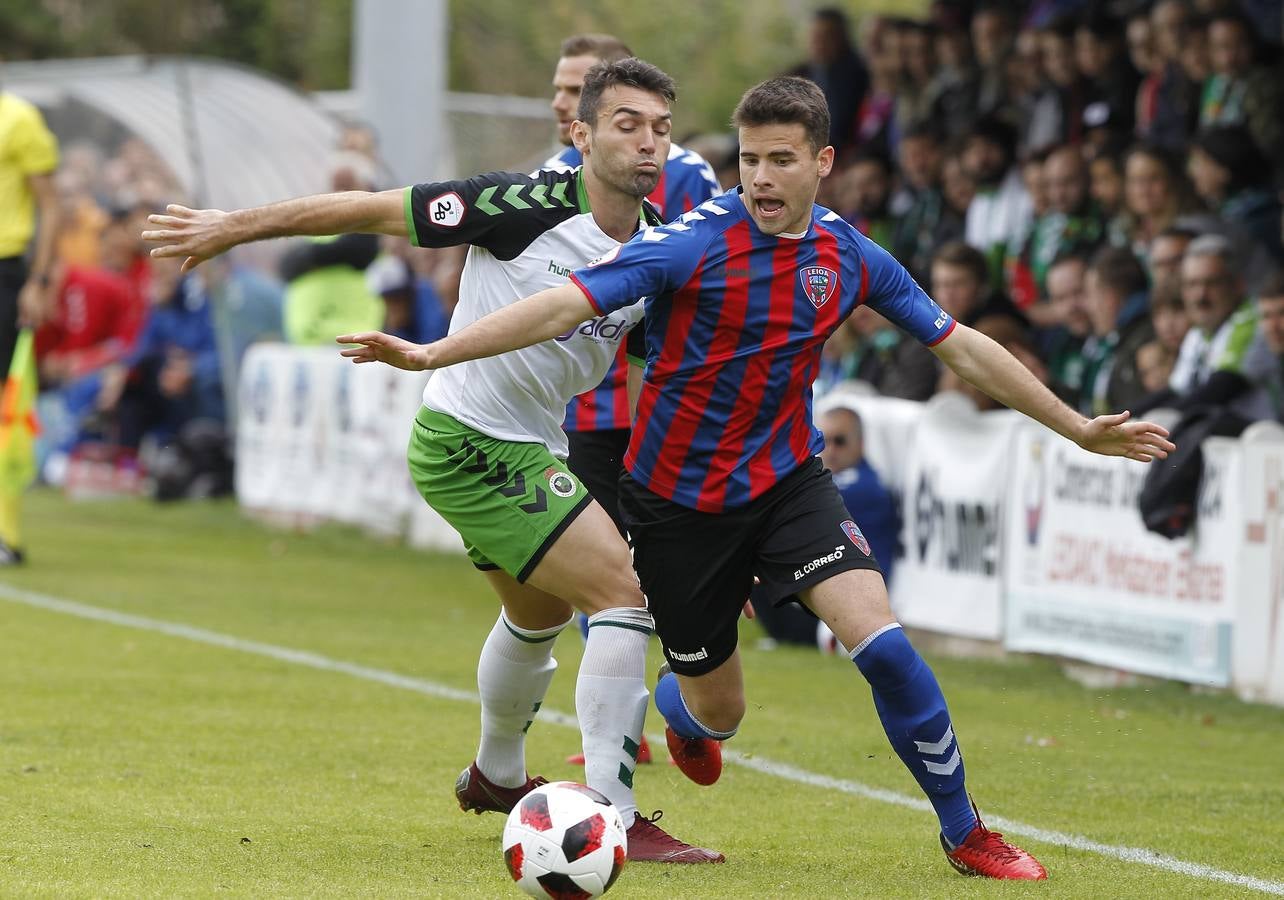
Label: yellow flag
xmin=0 ymin=329 xmax=40 ymax=493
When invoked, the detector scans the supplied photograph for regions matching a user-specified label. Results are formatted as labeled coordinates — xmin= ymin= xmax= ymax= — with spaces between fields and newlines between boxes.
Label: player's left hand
xmin=143 ymin=205 xmax=234 ymax=272
xmin=336 ymin=331 xmax=433 ymax=371
xmin=1077 ymin=411 xmax=1175 ymax=462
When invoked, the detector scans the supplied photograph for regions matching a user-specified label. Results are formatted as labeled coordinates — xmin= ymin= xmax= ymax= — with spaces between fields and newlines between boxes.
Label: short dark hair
xmin=577 ymin=57 xmax=676 ymax=126
xmin=1207 ymin=7 xmax=1258 ymax=59
xmin=973 ymin=1 xmax=1014 ymax=22
xmin=1078 ymin=11 xmax=1121 ymax=40
xmin=560 ymin=33 xmax=633 ymax=62
xmin=1021 ymin=142 xmax=1056 ymax=166
xmin=732 ymin=77 xmax=830 ymax=153
xmin=966 ymin=115 xmax=1018 ymax=166
xmin=813 ymin=6 xmax=851 ymax=32
xmin=901 ymin=20 xmax=938 ymax=40
xmin=1040 ymin=13 xmax=1077 ymax=41
xmin=1192 ymin=125 xmax=1270 ymax=194
xmin=1125 ymin=141 xmax=1182 ymax=185
xmin=932 ymin=240 xmax=989 ymax=286
xmin=849 ymin=147 xmax=893 ymax=175
xmin=1154 ymin=224 xmax=1199 ymax=244
xmin=1048 ymin=250 xmax=1089 ymax=273
xmin=1184 ymin=12 xmax=1211 ymax=37
xmin=1090 ymin=246 xmax=1148 ymax=298
xmin=901 ymin=121 xmax=944 ymax=145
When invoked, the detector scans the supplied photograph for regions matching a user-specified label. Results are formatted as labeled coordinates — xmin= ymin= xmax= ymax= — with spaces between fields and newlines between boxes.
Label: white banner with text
xmin=1002 ymin=427 xmax=1240 ymax=686
xmin=237 ymin=351 xmax=1284 ymax=701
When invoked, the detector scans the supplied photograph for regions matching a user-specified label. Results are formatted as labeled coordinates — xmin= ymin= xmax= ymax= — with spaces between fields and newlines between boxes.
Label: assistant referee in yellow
xmin=0 ymin=84 xmax=60 ymax=563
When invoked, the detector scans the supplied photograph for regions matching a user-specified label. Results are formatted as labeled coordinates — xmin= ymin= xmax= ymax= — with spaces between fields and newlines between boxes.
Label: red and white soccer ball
xmin=502 ymin=781 xmax=628 ymax=898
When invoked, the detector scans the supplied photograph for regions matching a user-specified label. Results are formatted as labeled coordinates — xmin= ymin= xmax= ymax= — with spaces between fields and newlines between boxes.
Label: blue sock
xmin=851 ymin=624 xmax=977 ymax=847
xmin=654 ymin=671 xmax=736 ymax=740
xmin=578 ymin=613 xmax=590 ymax=641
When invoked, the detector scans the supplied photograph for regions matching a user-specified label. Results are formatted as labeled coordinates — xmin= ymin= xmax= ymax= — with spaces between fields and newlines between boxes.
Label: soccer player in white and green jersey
xmin=144 ymin=58 xmax=721 ymax=864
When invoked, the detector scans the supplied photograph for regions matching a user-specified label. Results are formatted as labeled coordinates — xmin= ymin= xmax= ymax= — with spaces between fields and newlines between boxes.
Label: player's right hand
xmin=336 ymin=332 xmax=433 ymax=372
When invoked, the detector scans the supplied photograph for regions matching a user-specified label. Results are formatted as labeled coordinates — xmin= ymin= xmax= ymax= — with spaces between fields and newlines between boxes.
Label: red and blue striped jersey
xmin=545 ymin=143 xmax=722 ymax=431
xmin=570 ymin=190 xmax=956 ymax=513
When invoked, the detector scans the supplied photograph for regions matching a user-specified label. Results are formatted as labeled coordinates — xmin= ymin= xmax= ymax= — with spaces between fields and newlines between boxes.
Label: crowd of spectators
xmin=773 ymin=1 xmax=1283 ymax=432
xmin=36 ymin=137 xmax=223 ymax=493
xmin=21 ymin=0 xmax=1284 ymax=502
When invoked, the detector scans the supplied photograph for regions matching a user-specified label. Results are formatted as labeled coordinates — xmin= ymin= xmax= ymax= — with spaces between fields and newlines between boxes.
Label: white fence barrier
xmin=239 ymin=346 xmax=1284 ymax=705
xmin=236 ymin=344 xmax=461 ymax=551
xmin=1001 ymin=429 xmax=1238 ymax=687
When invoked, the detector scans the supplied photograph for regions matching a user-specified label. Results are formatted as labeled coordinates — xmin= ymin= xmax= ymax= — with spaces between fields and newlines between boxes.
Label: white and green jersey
xmin=1169 ymin=299 xmax=1277 ymax=420
xmin=404 ymin=169 xmax=659 ymax=458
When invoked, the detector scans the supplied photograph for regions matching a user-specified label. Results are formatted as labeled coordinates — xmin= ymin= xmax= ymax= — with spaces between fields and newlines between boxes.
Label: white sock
xmin=475 ymin=610 xmax=570 ymax=788
xmin=576 ymin=607 xmax=653 ymax=824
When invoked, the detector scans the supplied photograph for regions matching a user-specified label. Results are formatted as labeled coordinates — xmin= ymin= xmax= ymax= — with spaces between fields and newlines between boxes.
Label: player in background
xmin=543 ymin=32 xmax=723 ymax=768
xmin=544 ymin=34 xmax=722 ymax=229
xmin=144 ymin=59 xmax=721 ymax=864
xmin=544 ymin=33 xmax=721 ymax=531
xmin=322 ymin=78 xmax=1176 ymax=881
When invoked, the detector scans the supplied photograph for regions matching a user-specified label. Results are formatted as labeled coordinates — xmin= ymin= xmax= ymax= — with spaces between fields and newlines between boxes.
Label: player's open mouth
xmin=757 ymin=198 xmax=785 ymax=216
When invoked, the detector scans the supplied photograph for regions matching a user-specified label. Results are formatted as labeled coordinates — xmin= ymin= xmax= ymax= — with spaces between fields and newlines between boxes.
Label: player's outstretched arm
xmin=931 ymin=323 xmax=1176 ymax=463
xmin=143 ymin=190 xmax=407 ymax=273
xmin=338 ymin=282 xmax=595 ymax=371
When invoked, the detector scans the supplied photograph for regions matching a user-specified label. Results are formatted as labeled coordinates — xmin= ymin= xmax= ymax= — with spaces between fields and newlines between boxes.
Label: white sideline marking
xmin=5 ymin=582 xmax=1283 ymax=896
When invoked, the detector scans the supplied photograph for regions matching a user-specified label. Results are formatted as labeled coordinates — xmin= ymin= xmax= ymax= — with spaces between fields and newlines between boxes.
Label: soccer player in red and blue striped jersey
xmin=334 ymin=77 xmax=1174 ymax=881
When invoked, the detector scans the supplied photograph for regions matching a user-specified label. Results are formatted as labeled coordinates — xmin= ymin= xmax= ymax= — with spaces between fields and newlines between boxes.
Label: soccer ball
xmin=502 ymin=781 xmax=628 ymax=898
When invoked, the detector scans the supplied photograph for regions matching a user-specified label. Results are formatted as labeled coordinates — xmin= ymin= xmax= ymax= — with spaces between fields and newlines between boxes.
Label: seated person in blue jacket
xmin=96 ymin=255 xmax=224 ymax=450
xmin=751 ymin=405 xmax=900 ymax=648
xmin=817 ymin=406 xmax=899 ymax=584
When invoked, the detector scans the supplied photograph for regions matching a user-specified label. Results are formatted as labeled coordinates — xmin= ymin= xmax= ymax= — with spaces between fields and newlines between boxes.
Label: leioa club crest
xmin=800 ymin=265 xmax=838 ymax=309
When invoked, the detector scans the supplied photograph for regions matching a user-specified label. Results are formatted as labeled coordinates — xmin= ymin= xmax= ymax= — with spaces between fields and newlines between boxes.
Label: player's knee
xmin=687 ymin=688 xmax=745 ymax=735
xmin=573 ymin=566 xmax=645 ymax=615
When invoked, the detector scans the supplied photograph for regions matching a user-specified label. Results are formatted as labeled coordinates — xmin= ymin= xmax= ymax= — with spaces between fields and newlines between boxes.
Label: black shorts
xmin=565 ymin=427 xmax=631 ymax=537
xmin=619 ymin=457 xmax=881 ymax=676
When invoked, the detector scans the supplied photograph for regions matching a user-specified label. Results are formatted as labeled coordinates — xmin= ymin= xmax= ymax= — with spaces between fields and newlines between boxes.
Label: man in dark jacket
xmin=1080 ymin=246 xmax=1153 ymax=415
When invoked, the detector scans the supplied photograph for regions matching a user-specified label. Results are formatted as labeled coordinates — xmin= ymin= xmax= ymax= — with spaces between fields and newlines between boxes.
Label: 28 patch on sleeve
xmin=427 ymin=191 xmax=465 ymax=228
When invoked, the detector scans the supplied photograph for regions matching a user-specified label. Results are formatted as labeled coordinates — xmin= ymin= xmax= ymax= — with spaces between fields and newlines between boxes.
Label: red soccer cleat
xmin=454 ymin=761 xmax=547 ymax=815
xmin=664 ymin=726 xmax=722 ymax=786
xmin=565 ymin=734 xmax=654 ymax=767
xmin=942 ymin=811 xmax=1048 ymax=880
xmin=626 ymin=810 xmax=725 ymax=863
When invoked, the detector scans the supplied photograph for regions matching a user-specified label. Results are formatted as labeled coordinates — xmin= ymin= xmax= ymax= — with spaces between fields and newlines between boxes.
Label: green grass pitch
xmin=2 ymin=490 xmax=1282 ymax=898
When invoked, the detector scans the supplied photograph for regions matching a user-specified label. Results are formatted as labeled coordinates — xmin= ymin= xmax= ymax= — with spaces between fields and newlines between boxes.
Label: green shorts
xmin=407 ymin=407 xmax=591 ymax=581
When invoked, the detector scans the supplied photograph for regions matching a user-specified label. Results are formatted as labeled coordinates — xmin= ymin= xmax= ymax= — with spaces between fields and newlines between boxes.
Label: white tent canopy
xmin=4 ymin=55 xmax=342 ymax=210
